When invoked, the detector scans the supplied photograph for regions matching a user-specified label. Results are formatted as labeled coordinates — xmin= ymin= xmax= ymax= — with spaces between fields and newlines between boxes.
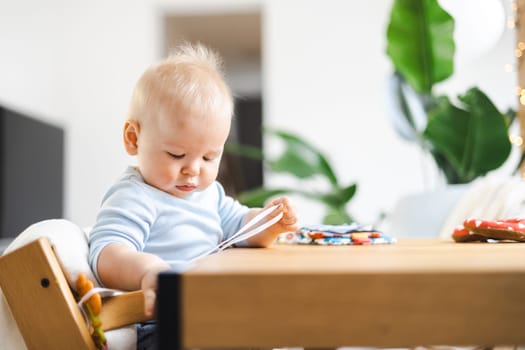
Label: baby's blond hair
xmin=128 ymin=42 xmax=233 ymax=125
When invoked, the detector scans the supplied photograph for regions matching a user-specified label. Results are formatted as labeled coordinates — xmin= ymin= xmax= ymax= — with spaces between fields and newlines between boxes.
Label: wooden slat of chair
xmin=99 ymin=290 xmax=147 ymax=331
xmin=0 ymin=237 xmax=150 ymax=350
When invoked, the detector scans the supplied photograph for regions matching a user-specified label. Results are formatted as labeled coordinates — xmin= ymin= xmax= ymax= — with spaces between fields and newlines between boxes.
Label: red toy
xmin=452 ymin=218 xmax=525 ymax=242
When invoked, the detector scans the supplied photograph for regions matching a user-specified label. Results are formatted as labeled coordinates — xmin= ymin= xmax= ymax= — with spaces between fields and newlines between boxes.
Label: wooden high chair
xmin=0 ymin=237 xmax=150 ymax=350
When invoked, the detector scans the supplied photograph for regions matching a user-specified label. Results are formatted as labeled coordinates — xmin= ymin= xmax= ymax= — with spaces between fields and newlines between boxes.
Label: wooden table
xmin=157 ymin=239 xmax=525 ymax=349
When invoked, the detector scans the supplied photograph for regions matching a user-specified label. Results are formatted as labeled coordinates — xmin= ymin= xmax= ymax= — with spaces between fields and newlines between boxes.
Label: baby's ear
xmin=123 ymin=120 xmax=140 ymax=155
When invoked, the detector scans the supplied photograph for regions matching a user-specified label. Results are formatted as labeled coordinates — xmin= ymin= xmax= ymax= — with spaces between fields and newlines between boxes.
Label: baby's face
xmin=136 ymin=109 xmax=231 ymax=198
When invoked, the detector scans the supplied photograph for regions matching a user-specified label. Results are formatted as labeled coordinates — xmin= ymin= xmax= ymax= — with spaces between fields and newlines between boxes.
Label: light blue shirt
xmin=88 ymin=167 xmax=249 ymax=282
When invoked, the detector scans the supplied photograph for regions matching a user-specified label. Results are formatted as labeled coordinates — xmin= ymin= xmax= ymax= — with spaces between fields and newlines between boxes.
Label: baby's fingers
xmin=281 ymin=217 xmax=299 ymax=231
xmin=143 ymin=289 xmax=156 ymax=317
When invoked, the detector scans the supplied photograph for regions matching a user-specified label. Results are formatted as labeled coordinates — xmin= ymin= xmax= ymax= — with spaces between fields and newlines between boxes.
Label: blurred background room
xmin=0 ymin=0 xmax=519 ymax=243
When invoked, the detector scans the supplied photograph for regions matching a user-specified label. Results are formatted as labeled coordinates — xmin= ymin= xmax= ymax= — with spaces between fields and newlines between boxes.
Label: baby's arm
xmin=96 ymin=243 xmax=170 ymax=317
xmin=243 ymin=196 xmax=299 ymax=247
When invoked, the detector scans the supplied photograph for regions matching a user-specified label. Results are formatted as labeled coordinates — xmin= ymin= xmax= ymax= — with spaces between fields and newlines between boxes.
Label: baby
xmin=87 ymin=42 xmax=298 ymax=348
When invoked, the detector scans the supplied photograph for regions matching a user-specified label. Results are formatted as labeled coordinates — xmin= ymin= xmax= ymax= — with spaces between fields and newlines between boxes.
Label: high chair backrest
xmin=0 ymin=237 xmax=149 ymax=350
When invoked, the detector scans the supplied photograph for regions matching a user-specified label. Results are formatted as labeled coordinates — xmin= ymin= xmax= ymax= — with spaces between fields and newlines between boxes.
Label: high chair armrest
xmin=0 ymin=237 xmax=151 ymax=350
xmin=100 ymin=290 xmax=150 ymax=331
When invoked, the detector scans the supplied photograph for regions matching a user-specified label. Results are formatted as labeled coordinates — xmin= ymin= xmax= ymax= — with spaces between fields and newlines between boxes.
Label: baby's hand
xmin=243 ymin=196 xmax=299 ymax=247
xmin=265 ymin=196 xmax=299 ymax=235
xmin=140 ymin=263 xmax=170 ymax=317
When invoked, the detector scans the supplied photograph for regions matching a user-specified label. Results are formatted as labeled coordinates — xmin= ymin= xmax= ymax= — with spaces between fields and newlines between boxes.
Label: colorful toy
xmin=452 ymin=218 xmax=525 ymax=242
xmin=76 ymin=273 xmax=107 ymax=350
xmin=279 ymin=224 xmax=396 ymax=245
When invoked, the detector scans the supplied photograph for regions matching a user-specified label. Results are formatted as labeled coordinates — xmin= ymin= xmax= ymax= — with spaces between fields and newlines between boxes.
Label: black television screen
xmin=0 ymin=106 xmax=64 ymax=237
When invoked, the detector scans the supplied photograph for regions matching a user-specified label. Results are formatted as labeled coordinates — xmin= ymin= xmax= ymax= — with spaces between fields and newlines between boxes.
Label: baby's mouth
xmin=176 ymin=184 xmax=196 ymax=192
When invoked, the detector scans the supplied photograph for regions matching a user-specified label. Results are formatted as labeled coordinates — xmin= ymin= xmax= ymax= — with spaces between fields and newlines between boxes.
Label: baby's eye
xmin=167 ymin=152 xmax=185 ymax=159
xmin=203 ymin=156 xmax=214 ymax=162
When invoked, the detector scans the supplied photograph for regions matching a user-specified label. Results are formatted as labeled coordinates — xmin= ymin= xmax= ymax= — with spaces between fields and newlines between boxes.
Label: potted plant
xmin=383 ymin=0 xmax=522 ymax=237
xmin=386 ymin=0 xmax=515 ymax=184
xmin=227 ymin=129 xmax=357 ymax=225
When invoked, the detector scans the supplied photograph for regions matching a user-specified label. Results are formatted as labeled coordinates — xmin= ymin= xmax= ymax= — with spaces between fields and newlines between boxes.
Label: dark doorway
xmin=219 ymin=97 xmax=263 ymax=196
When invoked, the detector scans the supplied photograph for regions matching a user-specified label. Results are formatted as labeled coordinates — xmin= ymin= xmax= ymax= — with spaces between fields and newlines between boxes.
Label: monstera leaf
xmin=386 ymin=0 xmax=515 ymax=183
xmin=386 ymin=0 xmax=455 ymax=94
xmin=423 ymin=88 xmax=511 ymax=183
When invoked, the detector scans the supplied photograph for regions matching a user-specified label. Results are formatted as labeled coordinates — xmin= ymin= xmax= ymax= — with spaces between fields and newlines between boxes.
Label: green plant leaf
xmin=318 ymin=183 xmax=357 ymax=207
xmin=337 ymin=183 xmax=358 ymax=204
xmin=386 ymin=0 xmax=455 ymax=93
xmin=388 ymin=72 xmax=421 ymax=141
xmin=428 ymin=150 xmax=462 ymax=184
xmin=423 ymin=88 xmax=511 ymax=183
xmin=232 ymin=128 xmax=358 ymax=222
xmin=504 ymin=108 xmax=516 ymax=125
xmin=224 ymin=142 xmax=264 ymax=160
xmin=237 ymin=188 xmax=290 ymax=207
xmin=322 ymin=206 xmax=354 ymax=225
xmin=268 ymin=129 xmax=339 ymax=186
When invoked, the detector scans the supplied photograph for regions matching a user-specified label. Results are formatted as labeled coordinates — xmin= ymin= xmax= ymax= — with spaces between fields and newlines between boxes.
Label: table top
xmin=158 ymin=239 xmax=525 ymax=349
xmin=188 ymin=238 xmax=525 ymax=274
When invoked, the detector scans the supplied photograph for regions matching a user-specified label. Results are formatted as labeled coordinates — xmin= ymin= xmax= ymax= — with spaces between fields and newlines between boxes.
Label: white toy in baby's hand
xmin=190 ymin=204 xmax=283 ymax=262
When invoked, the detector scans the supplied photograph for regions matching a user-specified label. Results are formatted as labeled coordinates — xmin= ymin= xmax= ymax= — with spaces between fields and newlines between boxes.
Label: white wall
xmin=0 ymin=0 xmax=161 ymax=228
xmin=0 ymin=0 xmax=517 ymax=228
